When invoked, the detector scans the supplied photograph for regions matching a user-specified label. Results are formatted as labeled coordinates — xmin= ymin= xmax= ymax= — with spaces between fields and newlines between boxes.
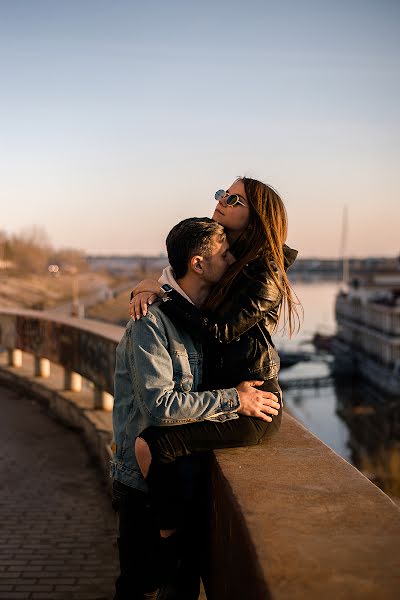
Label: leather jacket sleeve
xmin=160 ymin=267 xmax=281 ymax=344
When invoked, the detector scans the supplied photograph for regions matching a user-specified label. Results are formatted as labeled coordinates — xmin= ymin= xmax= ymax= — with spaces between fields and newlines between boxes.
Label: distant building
xmin=334 ymin=262 xmax=400 ymax=396
xmin=87 ymin=255 xmax=168 ymax=275
xmin=289 ymin=255 xmax=400 ymax=281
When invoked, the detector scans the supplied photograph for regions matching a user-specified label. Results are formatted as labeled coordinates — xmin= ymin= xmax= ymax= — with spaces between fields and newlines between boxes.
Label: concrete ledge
xmin=205 ymin=415 xmax=400 ymax=600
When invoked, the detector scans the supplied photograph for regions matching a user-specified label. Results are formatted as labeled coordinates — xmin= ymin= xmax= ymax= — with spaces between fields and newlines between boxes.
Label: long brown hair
xmin=205 ymin=177 xmax=301 ymax=336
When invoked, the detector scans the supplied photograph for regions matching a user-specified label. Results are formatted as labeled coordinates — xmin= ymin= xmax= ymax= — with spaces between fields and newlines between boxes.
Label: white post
xmin=8 ymin=349 xmax=22 ymax=368
xmin=94 ymin=386 xmax=114 ymax=411
xmin=34 ymin=357 xmax=50 ymax=378
xmin=64 ymin=370 xmax=82 ymax=392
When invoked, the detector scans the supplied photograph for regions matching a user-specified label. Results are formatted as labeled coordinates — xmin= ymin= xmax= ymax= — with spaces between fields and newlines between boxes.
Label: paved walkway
xmin=0 ymin=385 xmax=118 ymax=600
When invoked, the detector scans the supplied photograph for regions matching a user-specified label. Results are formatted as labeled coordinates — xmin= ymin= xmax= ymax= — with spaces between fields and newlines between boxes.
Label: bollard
xmin=8 ymin=348 xmax=22 ymax=368
xmin=34 ymin=357 xmax=50 ymax=378
xmin=64 ymin=370 xmax=82 ymax=392
xmin=94 ymin=386 xmax=114 ymax=411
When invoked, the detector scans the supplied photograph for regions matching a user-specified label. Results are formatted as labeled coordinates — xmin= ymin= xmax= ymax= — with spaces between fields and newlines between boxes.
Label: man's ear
xmin=190 ymin=255 xmax=204 ymax=274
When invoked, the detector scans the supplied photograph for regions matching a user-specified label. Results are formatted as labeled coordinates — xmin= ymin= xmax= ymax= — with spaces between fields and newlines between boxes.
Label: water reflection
xmin=277 ymin=280 xmax=400 ymax=502
xmin=282 ymin=375 xmax=352 ymax=461
xmin=335 ymin=379 xmax=400 ymax=501
xmin=283 ymin=370 xmax=400 ymax=502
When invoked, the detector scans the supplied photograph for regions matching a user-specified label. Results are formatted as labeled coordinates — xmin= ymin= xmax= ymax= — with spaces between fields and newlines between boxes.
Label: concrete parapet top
xmin=213 ymin=412 xmax=400 ymax=599
xmin=0 ymin=307 xmax=125 ymax=341
xmin=0 ymin=309 xmax=125 ymax=393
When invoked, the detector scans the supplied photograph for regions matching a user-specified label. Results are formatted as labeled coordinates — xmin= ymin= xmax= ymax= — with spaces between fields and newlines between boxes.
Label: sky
xmin=1 ymin=0 xmax=399 ymax=258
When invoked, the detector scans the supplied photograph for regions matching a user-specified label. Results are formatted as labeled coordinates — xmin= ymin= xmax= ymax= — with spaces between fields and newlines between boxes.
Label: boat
xmin=279 ymin=350 xmax=312 ymax=369
xmin=312 ymin=332 xmax=335 ymax=352
xmin=333 ymin=264 xmax=400 ymax=396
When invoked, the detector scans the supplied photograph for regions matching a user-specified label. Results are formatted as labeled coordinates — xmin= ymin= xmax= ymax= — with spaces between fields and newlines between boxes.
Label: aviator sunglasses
xmin=215 ymin=189 xmax=247 ymax=207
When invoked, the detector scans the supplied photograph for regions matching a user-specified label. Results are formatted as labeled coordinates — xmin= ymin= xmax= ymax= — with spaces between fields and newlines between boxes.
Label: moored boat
xmin=333 ymin=265 xmax=400 ymax=396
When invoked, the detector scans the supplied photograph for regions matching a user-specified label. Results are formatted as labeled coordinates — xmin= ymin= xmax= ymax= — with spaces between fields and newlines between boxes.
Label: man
xmin=111 ymin=217 xmax=279 ymax=600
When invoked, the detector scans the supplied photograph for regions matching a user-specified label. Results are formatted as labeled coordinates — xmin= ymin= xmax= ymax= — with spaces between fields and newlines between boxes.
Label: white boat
xmin=333 ymin=268 xmax=400 ymax=396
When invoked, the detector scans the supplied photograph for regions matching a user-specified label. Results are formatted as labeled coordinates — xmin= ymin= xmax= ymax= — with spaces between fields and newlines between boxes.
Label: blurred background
xmin=1 ymin=0 xmax=399 ymax=501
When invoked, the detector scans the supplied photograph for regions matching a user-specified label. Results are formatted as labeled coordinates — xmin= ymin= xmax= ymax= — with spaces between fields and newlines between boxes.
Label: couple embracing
xmin=111 ymin=176 xmax=299 ymax=599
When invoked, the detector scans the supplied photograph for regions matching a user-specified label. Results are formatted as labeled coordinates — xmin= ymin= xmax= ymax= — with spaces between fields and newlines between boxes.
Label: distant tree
xmin=1 ymin=227 xmax=89 ymax=275
xmin=0 ymin=230 xmax=7 ymax=268
xmin=50 ymin=247 xmax=89 ymax=272
xmin=8 ymin=226 xmax=52 ymax=274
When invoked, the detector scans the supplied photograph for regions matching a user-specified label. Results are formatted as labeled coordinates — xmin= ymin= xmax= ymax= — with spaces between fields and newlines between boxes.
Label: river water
xmin=275 ymin=280 xmax=400 ymax=502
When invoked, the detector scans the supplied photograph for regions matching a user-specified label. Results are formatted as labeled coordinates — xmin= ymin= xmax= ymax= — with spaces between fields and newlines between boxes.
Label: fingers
xmin=250 ymin=390 xmax=279 ymax=409
xmin=260 ymin=403 xmax=279 ymax=416
xmin=259 ymin=391 xmax=280 ymax=408
xmin=133 ymin=295 xmax=144 ymax=320
xmin=139 ymin=292 xmax=156 ymax=316
xmin=130 ymin=292 xmax=155 ymax=320
xmin=253 ymin=408 xmax=272 ymax=422
xmin=129 ymin=295 xmax=141 ymax=320
xmin=140 ymin=295 xmax=148 ymax=317
xmin=239 ymin=396 xmax=278 ymax=420
xmin=260 ymin=413 xmax=273 ymax=422
xmin=254 ymin=392 xmax=280 ymax=416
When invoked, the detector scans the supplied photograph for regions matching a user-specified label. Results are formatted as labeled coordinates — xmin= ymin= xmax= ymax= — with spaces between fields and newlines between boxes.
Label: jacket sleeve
xmin=125 ymin=315 xmax=240 ymax=426
xmin=162 ymin=272 xmax=281 ymax=344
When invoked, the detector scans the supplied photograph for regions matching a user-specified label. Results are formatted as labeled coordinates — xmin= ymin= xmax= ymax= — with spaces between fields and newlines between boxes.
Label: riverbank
xmin=0 ymin=271 xmax=116 ymax=310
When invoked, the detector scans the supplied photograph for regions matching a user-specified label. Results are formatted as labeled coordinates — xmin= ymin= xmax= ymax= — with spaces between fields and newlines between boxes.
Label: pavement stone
xmin=0 ymin=384 xmax=118 ymax=600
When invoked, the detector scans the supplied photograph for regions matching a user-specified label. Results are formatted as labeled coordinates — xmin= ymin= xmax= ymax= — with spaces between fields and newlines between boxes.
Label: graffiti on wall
xmin=0 ymin=315 xmax=17 ymax=349
xmin=78 ymin=330 xmax=115 ymax=393
xmin=16 ymin=317 xmax=45 ymax=355
xmin=0 ymin=312 xmax=117 ymax=394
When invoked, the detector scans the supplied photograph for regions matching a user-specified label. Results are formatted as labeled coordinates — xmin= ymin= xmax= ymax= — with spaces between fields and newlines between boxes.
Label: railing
xmin=0 ymin=308 xmax=122 ymax=409
xmin=1 ymin=309 xmax=400 ymax=600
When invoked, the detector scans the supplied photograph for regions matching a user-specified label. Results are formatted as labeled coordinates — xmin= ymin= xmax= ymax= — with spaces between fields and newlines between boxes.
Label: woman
xmin=131 ymin=177 xmax=299 ymax=594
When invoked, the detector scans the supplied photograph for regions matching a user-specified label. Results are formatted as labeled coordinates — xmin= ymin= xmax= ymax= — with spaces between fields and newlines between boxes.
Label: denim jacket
xmin=159 ymin=245 xmax=298 ymax=389
xmin=110 ymin=303 xmax=240 ymax=492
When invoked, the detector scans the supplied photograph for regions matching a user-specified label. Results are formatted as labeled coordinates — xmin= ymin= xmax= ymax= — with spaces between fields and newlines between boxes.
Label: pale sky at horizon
xmin=1 ymin=0 xmax=399 ymax=258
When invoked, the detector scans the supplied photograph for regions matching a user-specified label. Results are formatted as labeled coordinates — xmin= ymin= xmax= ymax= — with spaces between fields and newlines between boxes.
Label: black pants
xmin=112 ymin=480 xmax=160 ymax=599
xmin=139 ymin=380 xmax=282 ymax=529
xmin=112 ymin=462 xmax=207 ymax=600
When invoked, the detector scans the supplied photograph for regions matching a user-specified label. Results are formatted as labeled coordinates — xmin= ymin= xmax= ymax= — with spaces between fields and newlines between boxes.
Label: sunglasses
xmin=215 ymin=189 xmax=247 ymax=207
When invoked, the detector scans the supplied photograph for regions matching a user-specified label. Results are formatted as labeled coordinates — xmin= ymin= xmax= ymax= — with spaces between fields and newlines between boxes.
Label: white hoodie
xmin=158 ymin=265 xmax=194 ymax=305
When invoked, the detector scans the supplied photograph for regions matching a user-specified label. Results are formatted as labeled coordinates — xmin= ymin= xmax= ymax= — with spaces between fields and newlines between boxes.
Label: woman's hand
xmin=236 ymin=381 xmax=281 ymax=421
xmin=129 ymin=279 xmax=161 ymax=320
xmin=129 ymin=291 xmax=157 ymax=320
xmin=133 ymin=279 xmax=161 ymax=296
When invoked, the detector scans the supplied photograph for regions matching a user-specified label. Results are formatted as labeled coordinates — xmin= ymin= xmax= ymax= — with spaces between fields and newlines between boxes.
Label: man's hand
xmin=236 ymin=381 xmax=280 ymax=422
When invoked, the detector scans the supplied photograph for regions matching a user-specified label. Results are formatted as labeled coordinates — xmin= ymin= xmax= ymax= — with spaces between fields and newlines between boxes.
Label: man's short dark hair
xmin=166 ymin=217 xmax=226 ymax=279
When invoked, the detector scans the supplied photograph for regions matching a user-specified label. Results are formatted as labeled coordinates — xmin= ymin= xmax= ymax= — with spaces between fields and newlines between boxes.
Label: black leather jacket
xmin=159 ymin=245 xmax=298 ymax=389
